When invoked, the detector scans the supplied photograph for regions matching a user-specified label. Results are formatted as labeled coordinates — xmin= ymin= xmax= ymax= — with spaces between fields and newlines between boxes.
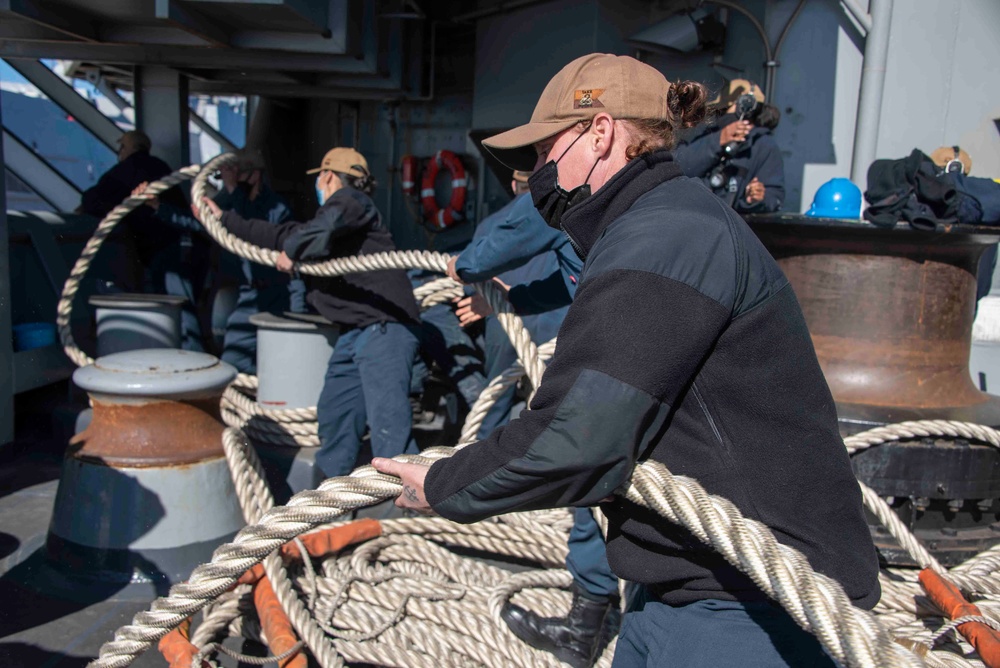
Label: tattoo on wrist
xmin=403 ymin=485 xmax=419 ymax=503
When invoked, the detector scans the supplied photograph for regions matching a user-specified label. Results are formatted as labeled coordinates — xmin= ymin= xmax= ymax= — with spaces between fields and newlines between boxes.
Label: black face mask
xmin=528 ymin=130 xmax=599 ymax=230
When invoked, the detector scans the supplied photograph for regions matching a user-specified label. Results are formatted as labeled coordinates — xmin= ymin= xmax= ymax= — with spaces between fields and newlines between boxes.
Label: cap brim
xmin=305 ymin=167 xmax=323 ymax=174
xmin=483 ymin=120 xmax=578 ymax=171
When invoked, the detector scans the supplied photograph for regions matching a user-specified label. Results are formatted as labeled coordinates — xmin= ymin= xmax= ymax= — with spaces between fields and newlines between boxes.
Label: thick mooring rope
xmin=58 ymin=158 xmax=538 ymax=449
xmin=56 ymin=165 xmax=203 ymax=367
xmin=219 ymin=428 xmax=593 ymax=668
xmin=189 ymin=152 xmax=546 ymax=392
xmin=77 ymin=156 xmax=1000 ymax=668
xmin=89 ymin=435 xmax=940 ymax=668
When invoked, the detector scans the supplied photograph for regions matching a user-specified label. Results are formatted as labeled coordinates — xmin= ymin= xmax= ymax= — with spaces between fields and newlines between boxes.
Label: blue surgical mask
xmin=315 ymin=176 xmax=326 ymax=206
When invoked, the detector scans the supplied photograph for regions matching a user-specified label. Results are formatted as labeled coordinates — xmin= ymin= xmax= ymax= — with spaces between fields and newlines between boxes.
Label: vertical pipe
xmin=134 ymin=66 xmax=190 ymax=167
xmin=246 ymin=97 xmax=273 ymax=151
xmin=850 ymin=0 xmax=894 ymax=186
xmin=386 ymin=104 xmax=398 ymax=232
xmin=0 ymin=97 xmax=13 ymax=446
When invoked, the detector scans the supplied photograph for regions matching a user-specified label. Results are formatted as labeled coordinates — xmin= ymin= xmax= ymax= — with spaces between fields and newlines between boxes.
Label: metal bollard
xmin=46 ymin=349 xmax=242 ymax=588
xmin=250 ymin=312 xmax=338 ymax=495
xmin=250 ymin=312 xmax=338 ymax=410
xmin=89 ymin=293 xmax=186 ymax=357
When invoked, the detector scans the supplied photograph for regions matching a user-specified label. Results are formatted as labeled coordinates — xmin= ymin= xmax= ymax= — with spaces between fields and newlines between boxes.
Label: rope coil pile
xmin=59 ymin=158 xmax=1000 ymax=668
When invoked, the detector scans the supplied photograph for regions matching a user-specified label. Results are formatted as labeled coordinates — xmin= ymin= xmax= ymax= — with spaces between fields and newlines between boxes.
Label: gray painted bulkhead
xmin=3 ymin=0 xmax=1000 ymax=446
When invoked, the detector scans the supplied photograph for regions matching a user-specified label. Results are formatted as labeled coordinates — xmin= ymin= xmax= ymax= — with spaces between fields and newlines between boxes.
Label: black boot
xmin=501 ymin=583 xmax=615 ymax=668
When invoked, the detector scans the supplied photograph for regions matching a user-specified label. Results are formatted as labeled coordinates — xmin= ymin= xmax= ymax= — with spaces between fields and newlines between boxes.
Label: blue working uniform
xmin=220 ymin=186 xmax=422 ymax=479
xmin=454 ymin=193 xmax=580 ymax=438
xmin=213 ymin=184 xmax=302 ymax=373
xmin=673 ymin=112 xmax=785 ymax=213
xmin=409 ymin=258 xmax=487 ymax=413
xmin=453 ymin=193 xmax=616 ymax=600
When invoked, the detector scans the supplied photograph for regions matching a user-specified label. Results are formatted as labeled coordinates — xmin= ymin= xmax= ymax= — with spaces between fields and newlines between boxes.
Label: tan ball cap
xmin=483 ymin=53 xmax=671 ymax=170
xmin=306 ymin=147 xmax=369 ymax=177
xmin=930 ymin=146 xmax=972 ymax=175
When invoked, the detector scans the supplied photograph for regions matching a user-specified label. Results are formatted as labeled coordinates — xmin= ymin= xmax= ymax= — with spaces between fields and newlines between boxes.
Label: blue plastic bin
xmin=13 ymin=322 xmax=57 ymax=351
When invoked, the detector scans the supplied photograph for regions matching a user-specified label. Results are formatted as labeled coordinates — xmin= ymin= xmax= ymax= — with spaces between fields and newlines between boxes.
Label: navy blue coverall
xmin=673 ymin=113 xmax=785 ymax=213
xmin=453 ymin=192 xmax=616 ymax=600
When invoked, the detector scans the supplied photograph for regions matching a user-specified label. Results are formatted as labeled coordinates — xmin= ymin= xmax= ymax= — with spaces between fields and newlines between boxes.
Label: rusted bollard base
xmin=47 ymin=350 xmax=241 ymax=585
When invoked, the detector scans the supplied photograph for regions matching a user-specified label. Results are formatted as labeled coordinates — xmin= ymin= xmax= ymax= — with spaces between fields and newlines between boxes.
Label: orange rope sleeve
xmin=920 ymin=568 xmax=1000 ymax=668
xmin=158 ymin=617 xmax=210 ymax=668
xmin=280 ymin=518 xmax=382 ymax=561
xmin=254 ymin=575 xmax=308 ymax=668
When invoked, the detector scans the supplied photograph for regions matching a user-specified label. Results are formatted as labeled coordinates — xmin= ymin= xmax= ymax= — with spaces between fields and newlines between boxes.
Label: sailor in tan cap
xmin=205 ymin=145 xmax=423 ymax=481
xmin=376 ymin=54 xmax=878 ymax=667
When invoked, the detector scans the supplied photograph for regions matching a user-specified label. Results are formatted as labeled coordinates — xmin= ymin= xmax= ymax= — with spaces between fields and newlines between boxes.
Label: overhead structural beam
xmin=189 ymin=106 xmax=239 ymax=153
xmin=4 ymin=59 xmax=123 ymax=150
xmin=86 ymin=71 xmax=133 ymax=113
xmin=452 ymin=0 xmax=555 ymax=22
xmin=280 ymin=0 xmax=331 ymax=30
xmin=155 ymin=0 xmax=230 ymax=48
xmin=850 ymin=0 xmax=893 ymax=185
xmin=840 ymin=0 xmax=873 ymax=34
xmin=0 ymin=18 xmax=70 ymax=41
xmin=0 ymin=0 xmax=98 ymax=42
xmin=2 ymin=128 xmax=82 ymax=212
xmin=0 ymin=39 xmax=378 ymax=75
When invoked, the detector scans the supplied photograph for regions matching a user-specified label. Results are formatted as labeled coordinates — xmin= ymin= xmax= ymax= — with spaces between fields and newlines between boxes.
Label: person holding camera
xmin=673 ymin=79 xmax=785 ymax=213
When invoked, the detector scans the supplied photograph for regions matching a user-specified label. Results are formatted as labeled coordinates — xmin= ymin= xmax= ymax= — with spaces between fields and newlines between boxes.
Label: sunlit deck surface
xmin=0 ymin=381 xmax=450 ymax=668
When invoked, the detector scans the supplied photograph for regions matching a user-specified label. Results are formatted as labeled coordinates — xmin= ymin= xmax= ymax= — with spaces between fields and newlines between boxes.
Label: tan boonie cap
xmin=930 ymin=146 xmax=972 ymax=175
xmin=483 ymin=53 xmax=671 ymax=170
xmin=710 ymin=78 xmax=764 ymax=107
xmin=306 ymin=147 xmax=369 ymax=177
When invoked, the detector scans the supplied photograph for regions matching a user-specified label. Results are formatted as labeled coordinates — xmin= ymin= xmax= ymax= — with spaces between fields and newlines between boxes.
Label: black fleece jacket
xmin=424 ymin=151 xmax=880 ymax=609
xmin=221 ymin=187 xmax=419 ymax=328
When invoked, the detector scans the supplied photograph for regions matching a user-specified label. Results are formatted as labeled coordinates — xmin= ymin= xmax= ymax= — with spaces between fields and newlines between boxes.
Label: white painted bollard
xmin=89 ymin=293 xmax=186 ymax=356
xmin=251 ymin=312 xmax=338 ymax=409
xmin=250 ymin=312 xmax=338 ymax=494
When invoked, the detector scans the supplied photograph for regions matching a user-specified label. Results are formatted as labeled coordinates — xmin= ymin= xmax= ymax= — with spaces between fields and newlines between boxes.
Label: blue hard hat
xmin=805 ymin=178 xmax=862 ymax=219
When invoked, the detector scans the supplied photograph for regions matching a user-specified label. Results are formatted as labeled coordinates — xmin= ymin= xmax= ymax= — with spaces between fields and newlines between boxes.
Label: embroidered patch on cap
xmin=574 ymin=89 xmax=605 ymax=109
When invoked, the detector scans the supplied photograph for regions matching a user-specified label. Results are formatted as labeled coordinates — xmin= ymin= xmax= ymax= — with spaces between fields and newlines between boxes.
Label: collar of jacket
xmin=560 ymin=150 xmax=683 ymax=260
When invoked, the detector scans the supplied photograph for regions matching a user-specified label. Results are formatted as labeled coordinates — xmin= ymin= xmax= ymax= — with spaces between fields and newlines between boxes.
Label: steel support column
xmin=134 ymin=66 xmax=189 ymax=168
xmin=5 ymin=59 xmax=122 ymax=150
xmin=850 ymin=0 xmax=894 ymax=185
xmin=0 ymin=99 xmax=12 ymax=447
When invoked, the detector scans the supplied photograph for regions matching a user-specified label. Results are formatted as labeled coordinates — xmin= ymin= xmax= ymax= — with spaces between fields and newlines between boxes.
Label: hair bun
xmin=667 ymin=81 xmax=708 ymax=129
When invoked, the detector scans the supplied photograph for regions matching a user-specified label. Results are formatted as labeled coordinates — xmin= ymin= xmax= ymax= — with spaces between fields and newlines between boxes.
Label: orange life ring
xmin=421 ymin=150 xmax=467 ymax=230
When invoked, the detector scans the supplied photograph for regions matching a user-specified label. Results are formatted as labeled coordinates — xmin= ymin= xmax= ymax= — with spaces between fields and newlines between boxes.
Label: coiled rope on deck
xmin=89 ymin=431 xmax=944 ymax=668
xmin=75 ymin=156 xmax=1000 ymax=668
